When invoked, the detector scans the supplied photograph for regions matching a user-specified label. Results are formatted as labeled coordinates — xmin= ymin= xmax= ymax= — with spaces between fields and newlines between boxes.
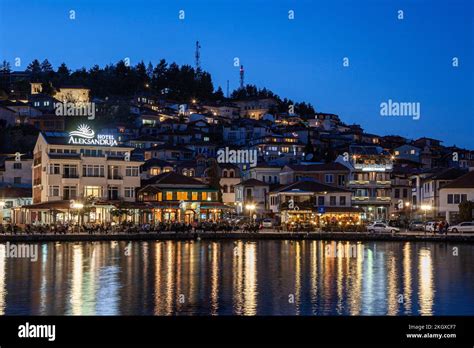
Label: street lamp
xmin=246 ymin=203 xmax=256 ymax=223
xmin=421 ymin=204 xmax=432 ymax=222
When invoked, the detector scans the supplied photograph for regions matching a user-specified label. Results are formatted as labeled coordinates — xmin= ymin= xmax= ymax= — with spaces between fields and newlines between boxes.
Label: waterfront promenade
xmin=0 ymin=229 xmax=473 ymax=243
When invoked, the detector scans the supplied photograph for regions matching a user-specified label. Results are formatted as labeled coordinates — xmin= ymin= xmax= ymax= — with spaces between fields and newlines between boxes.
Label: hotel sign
xmin=354 ymin=163 xmax=393 ymax=172
xmin=68 ymin=124 xmax=117 ymax=146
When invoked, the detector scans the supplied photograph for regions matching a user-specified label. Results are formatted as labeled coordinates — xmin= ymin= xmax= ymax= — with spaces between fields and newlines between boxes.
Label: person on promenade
xmin=438 ymin=221 xmax=444 ymax=235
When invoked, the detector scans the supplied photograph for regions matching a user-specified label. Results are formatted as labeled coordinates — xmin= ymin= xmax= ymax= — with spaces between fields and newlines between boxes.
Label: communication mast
xmin=195 ymin=41 xmax=201 ymax=72
xmin=239 ymin=65 xmax=244 ymax=89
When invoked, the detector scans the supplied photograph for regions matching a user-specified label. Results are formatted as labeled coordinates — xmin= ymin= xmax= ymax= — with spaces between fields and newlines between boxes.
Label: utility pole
xmin=239 ymin=65 xmax=244 ymax=89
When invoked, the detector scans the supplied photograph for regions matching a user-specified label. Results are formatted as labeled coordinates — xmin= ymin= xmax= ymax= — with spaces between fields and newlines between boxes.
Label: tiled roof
xmin=440 ymin=170 xmax=474 ymax=189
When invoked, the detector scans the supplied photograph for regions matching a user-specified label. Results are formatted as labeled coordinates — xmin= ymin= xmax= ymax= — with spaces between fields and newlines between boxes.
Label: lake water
xmin=0 ymin=240 xmax=473 ymax=315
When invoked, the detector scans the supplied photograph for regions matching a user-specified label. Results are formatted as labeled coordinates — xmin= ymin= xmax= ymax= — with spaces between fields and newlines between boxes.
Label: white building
xmin=0 ymin=154 xmax=33 ymax=187
xmin=235 ymin=179 xmax=270 ymax=217
xmin=23 ymin=124 xmax=143 ymax=224
xmin=439 ymin=170 xmax=474 ymax=223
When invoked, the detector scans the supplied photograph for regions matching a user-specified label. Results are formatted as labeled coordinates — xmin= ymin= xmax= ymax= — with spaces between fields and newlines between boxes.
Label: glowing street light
xmin=421 ymin=204 xmax=432 ymax=222
xmin=246 ymin=203 xmax=256 ymax=222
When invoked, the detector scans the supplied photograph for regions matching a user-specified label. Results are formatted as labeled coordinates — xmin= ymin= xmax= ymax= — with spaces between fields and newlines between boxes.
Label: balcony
xmin=351 ymin=196 xmax=391 ymax=204
xmin=62 ymin=173 xmax=79 ymax=179
xmin=349 ymin=180 xmax=391 ymax=187
xmin=108 ymin=175 xmax=123 ymax=180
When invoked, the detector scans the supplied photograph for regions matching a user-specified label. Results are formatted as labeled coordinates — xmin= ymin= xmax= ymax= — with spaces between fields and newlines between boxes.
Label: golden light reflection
xmin=68 ymin=244 xmax=83 ymax=315
xmin=418 ymin=248 xmax=434 ymax=315
xmin=348 ymin=243 xmax=363 ymax=315
xmin=386 ymin=252 xmax=399 ymax=315
xmin=210 ymin=242 xmax=220 ymax=315
xmin=243 ymin=243 xmax=257 ymax=315
xmin=309 ymin=241 xmax=318 ymax=314
xmin=294 ymin=241 xmax=302 ymax=315
xmin=402 ymin=243 xmax=412 ymax=313
xmin=0 ymin=244 xmax=6 ymax=315
xmin=232 ymin=241 xmax=244 ymax=315
xmin=153 ymin=242 xmax=163 ymax=315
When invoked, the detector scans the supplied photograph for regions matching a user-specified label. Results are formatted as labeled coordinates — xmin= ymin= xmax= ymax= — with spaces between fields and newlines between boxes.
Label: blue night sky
xmin=1 ymin=0 xmax=473 ymax=148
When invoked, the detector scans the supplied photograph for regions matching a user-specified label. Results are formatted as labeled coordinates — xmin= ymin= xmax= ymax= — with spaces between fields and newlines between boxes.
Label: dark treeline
xmin=1 ymin=58 xmax=315 ymax=116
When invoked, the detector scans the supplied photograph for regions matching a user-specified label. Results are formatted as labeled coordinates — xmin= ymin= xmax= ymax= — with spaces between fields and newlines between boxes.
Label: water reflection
xmin=0 ymin=240 xmax=472 ymax=315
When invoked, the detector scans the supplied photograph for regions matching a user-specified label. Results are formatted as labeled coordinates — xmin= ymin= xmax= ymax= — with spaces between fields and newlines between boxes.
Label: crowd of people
xmin=0 ymin=221 xmax=261 ymax=235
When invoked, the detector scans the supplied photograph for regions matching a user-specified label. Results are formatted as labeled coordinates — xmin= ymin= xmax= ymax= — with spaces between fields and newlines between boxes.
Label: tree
xmin=57 ymin=63 xmax=70 ymax=83
xmin=26 ymin=59 xmax=42 ymax=80
xmin=41 ymin=59 xmax=53 ymax=73
xmin=0 ymin=60 xmax=11 ymax=73
xmin=214 ymin=86 xmax=224 ymax=100
xmin=459 ymin=201 xmax=474 ymax=222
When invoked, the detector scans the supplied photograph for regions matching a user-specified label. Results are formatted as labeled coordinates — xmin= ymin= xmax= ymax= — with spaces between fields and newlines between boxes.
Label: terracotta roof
xmin=440 ymin=170 xmax=474 ymax=189
xmin=285 ymin=162 xmax=349 ymax=172
xmin=143 ymin=172 xmax=206 ymax=186
xmin=272 ymin=180 xmax=351 ymax=194
xmin=0 ymin=187 xmax=32 ymax=198
xmin=236 ymin=179 xmax=268 ymax=187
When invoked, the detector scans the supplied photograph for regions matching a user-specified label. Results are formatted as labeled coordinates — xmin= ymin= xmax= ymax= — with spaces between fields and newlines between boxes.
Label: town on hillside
xmin=0 ymin=58 xmax=473 ymax=233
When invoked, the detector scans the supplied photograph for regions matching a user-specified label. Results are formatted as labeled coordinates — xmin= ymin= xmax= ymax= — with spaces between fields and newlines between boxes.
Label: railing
xmin=108 ymin=175 xmax=123 ymax=180
xmin=62 ymin=173 xmax=79 ymax=178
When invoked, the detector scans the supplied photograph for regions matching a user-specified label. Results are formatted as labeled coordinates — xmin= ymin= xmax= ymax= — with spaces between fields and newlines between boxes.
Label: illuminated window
xmin=394 ymin=151 xmax=400 ymax=156
xmin=281 ymin=147 xmax=289 ymax=153
xmin=177 ymin=192 xmax=189 ymax=200
xmin=84 ymin=186 xmax=102 ymax=198
xmin=201 ymin=192 xmax=208 ymax=201
xmin=150 ymin=168 xmax=161 ymax=175
xmin=166 ymin=192 xmax=173 ymax=200
xmin=192 ymin=192 xmax=198 ymax=200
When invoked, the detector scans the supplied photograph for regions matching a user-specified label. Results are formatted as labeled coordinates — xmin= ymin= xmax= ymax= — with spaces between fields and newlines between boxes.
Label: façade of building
xmin=137 ymin=172 xmax=230 ymax=223
xmin=19 ymin=125 xmax=144 ymax=224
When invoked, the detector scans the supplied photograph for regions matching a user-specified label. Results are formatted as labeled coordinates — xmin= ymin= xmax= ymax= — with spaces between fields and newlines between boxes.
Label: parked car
xmin=448 ymin=222 xmax=474 ymax=233
xmin=424 ymin=221 xmax=438 ymax=232
xmin=261 ymin=218 xmax=273 ymax=228
xmin=367 ymin=223 xmax=399 ymax=234
xmin=409 ymin=221 xmax=425 ymax=231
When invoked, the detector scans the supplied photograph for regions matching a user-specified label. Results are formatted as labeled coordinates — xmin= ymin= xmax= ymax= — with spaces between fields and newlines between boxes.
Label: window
xmin=340 ymin=196 xmax=346 ymax=206
xmin=403 ymin=189 xmax=408 ymax=198
xmin=108 ymin=186 xmax=119 ymax=200
xmin=330 ymin=196 xmax=336 ymax=205
xmin=177 ymin=192 xmax=189 ymax=200
xmin=230 ymin=185 xmax=235 ymax=193
xmin=202 ymin=192 xmax=208 ymax=201
xmin=166 ymin=192 xmax=173 ymax=200
xmin=394 ymin=189 xmax=400 ymax=198
xmin=126 ymin=166 xmax=139 ymax=177
xmin=337 ymin=175 xmax=345 ymax=186
xmin=49 ymin=164 xmax=60 ymax=174
xmin=222 ymin=185 xmax=228 ymax=193
xmin=454 ymin=194 xmax=460 ymax=204
xmin=63 ymin=164 xmax=78 ymax=178
xmin=262 ymin=175 xmax=266 ymax=182
xmin=410 ymin=149 xmax=416 ymax=155
xmin=318 ymin=196 xmax=325 ymax=206
xmin=14 ymin=177 xmax=21 ymax=184
xmin=13 ymin=162 xmax=22 ymax=169
xmin=150 ymin=168 xmax=161 ymax=176
xmin=63 ymin=186 xmax=77 ymax=200
xmin=192 ymin=192 xmax=198 ymax=200
xmin=325 ymin=174 xmax=334 ymax=184
xmin=229 ymin=170 xmax=235 ymax=178
xmin=448 ymin=194 xmax=453 ymax=204
xmin=461 ymin=194 xmax=467 ymax=202
xmin=223 ymin=170 xmax=228 ymax=178
xmin=83 ymin=165 xmax=104 ymax=177
xmin=48 ymin=185 xmax=59 ymax=197
xmin=125 ymin=187 xmax=135 ymax=198
xmin=84 ymin=186 xmax=102 ymax=198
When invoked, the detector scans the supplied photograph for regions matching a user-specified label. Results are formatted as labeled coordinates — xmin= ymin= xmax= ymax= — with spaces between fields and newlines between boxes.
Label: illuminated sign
xmin=354 ymin=163 xmax=393 ymax=172
xmin=68 ymin=124 xmax=117 ymax=146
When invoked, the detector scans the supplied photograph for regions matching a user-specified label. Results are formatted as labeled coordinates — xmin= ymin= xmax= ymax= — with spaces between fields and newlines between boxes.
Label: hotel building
xmin=22 ymin=124 xmax=143 ymax=224
xmin=338 ymin=145 xmax=393 ymax=221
